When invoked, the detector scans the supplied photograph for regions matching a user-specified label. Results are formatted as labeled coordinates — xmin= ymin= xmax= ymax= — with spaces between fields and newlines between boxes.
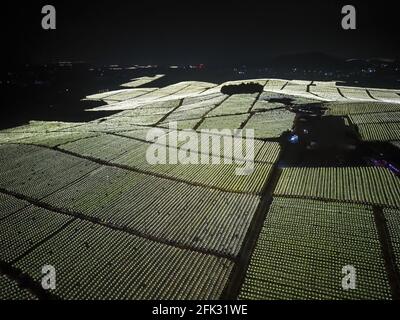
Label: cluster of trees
xmin=221 ymin=83 xmax=263 ymax=95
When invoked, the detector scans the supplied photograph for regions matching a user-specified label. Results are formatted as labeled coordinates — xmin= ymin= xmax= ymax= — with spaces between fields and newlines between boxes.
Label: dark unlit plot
xmin=0 ymin=145 xmax=100 ymax=199
xmin=197 ymin=114 xmax=249 ymax=130
xmin=59 ymin=134 xmax=148 ymax=162
xmin=240 ymin=197 xmax=392 ymax=300
xmin=339 ymin=87 xmax=375 ymax=101
xmin=357 ymin=122 xmax=400 ymax=141
xmin=0 ymin=206 xmax=73 ymax=263
xmin=390 ymin=141 xmax=400 ymax=151
xmin=0 ymin=193 xmax=30 ymax=219
xmin=0 ymin=274 xmax=37 ymax=300
xmin=13 ymin=220 xmax=233 ymax=299
xmin=207 ymin=94 xmax=259 ymax=117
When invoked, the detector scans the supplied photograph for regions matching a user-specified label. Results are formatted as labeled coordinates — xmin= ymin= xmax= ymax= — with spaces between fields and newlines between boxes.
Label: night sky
xmin=3 ymin=0 xmax=400 ymax=67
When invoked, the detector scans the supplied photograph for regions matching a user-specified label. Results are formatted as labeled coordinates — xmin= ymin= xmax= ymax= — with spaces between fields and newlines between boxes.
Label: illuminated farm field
xmin=0 ymin=78 xmax=400 ymax=300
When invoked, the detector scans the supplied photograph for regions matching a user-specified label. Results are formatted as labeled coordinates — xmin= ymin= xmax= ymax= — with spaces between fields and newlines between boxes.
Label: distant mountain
xmin=269 ymin=52 xmax=347 ymax=70
xmin=269 ymin=52 xmax=399 ymax=71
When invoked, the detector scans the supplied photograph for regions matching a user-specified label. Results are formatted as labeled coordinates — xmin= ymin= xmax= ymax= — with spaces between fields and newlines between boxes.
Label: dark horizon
xmin=2 ymin=0 xmax=400 ymax=69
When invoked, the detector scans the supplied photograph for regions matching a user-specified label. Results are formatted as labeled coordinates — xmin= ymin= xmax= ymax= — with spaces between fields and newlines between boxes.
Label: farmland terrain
xmin=1 ymin=77 xmax=400 ymax=300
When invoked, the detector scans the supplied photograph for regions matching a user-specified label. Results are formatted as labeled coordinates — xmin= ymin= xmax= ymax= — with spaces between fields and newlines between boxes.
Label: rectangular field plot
xmin=240 ymin=197 xmax=391 ymax=300
xmin=182 ymin=93 xmax=225 ymax=106
xmin=102 ymin=89 xmax=158 ymax=103
xmin=61 ymin=120 xmax=145 ymax=133
xmin=0 ymin=132 xmax=37 ymax=144
xmin=41 ymin=165 xmax=261 ymax=256
xmin=14 ymin=220 xmax=233 ymax=299
xmin=1 ymin=121 xmax=84 ymax=133
xmin=244 ymin=111 xmax=295 ymax=139
xmin=383 ymin=208 xmax=400 ymax=270
xmin=264 ymin=80 xmax=287 ymax=91
xmin=120 ymin=74 xmax=165 ymax=88
xmin=164 ymin=103 xmax=217 ymax=122
xmin=104 ymin=114 xmax=166 ymax=126
xmin=309 ymin=85 xmax=345 ymax=101
xmin=114 ymin=127 xmax=171 ymax=141
xmin=0 ymin=193 xmax=30 ymax=219
xmin=357 ymin=122 xmax=400 ymax=141
xmin=0 ymin=275 xmax=36 ymax=300
xmin=114 ymin=132 xmax=279 ymax=167
xmin=0 ymin=206 xmax=73 ymax=263
xmin=369 ymin=90 xmax=400 ymax=102
xmin=0 ymin=144 xmax=100 ymax=199
xmin=281 ymin=82 xmax=317 ymax=100
xmin=275 ymin=167 xmax=400 ymax=208
xmin=349 ymin=111 xmax=400 ymax=125
xmin=85 ymin=89 xmax=133 ymax=100
xmin=164 ymin=162 xmax=273 ymax=193
xmin=326 ymin=102 xmax=400 ymax=116
xmin=251 ymin=100 xmax=286 ymax=112
xmin=197 ymin=114 xmax=249 ymax=130
xmin=159 ymin=119 xmax=200 ymax=130
xmin=338 ymin=87 xmax=372 ymax=101
xmin=17 ymin=132 xmax=98 ymax=148
xmin=207 ymin=94 xmax=258 ymax=116
xmin=59 ymin=134 xmax=146 ymax=162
